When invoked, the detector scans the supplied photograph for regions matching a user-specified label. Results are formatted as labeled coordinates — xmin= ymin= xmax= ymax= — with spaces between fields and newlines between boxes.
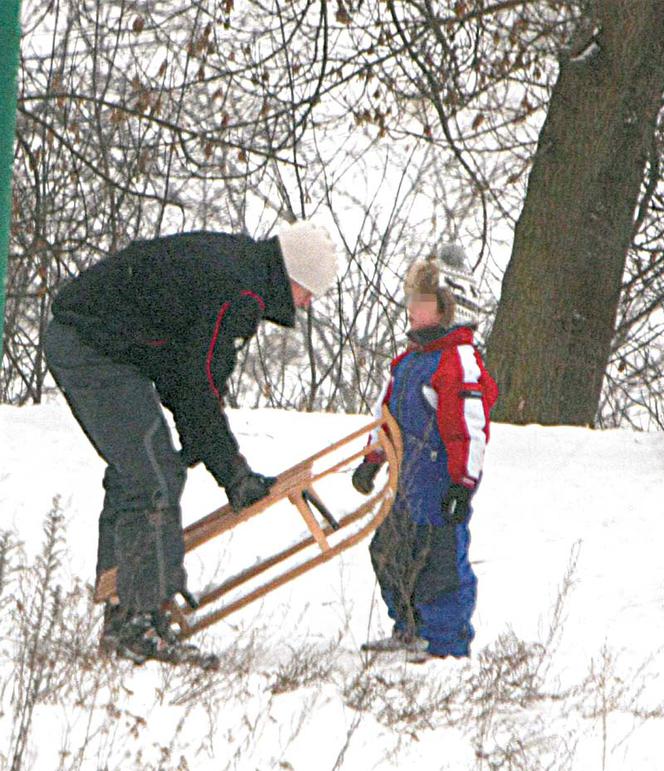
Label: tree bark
xmin=486 ymin=0 xmax=664 ymax=426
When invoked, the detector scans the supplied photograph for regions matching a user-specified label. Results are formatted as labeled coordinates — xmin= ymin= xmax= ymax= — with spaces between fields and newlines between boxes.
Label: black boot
xmin=109 ymin=607 xmax=220 ymax=670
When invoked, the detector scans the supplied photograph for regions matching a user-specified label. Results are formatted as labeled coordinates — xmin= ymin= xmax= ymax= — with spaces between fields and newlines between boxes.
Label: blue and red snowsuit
xmin=368 ymin=325 xmax=498 ymax=657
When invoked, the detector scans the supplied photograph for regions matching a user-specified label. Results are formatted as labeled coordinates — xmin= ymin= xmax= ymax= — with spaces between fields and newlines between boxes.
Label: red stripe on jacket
xmin=240 ymin=290 xmax=265 ymax=310
xmin=206 ymin=302 xmax=231 ymax=400
xmin=205 ymin=292 xmax=266 ymax=400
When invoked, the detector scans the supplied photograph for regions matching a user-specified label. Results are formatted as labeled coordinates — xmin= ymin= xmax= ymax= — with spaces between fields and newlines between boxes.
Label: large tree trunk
xmin=486 ymin=1 xmax=664 ymax=426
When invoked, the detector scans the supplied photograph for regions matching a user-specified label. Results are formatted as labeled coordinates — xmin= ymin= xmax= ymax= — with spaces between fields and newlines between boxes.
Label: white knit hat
xmin=277 ymin=221 xmax=339 ymax=297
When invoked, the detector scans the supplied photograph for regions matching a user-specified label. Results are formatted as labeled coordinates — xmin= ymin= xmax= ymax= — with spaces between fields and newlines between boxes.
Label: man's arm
xmin=165 ymin=292 xmax=265 ymax=487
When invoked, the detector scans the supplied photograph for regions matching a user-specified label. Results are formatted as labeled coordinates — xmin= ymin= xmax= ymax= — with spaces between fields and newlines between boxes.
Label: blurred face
xmin=407 ymin=293 xmax=443 ymax=331
xmin=290 ymin=280 xmax=313 ymax=308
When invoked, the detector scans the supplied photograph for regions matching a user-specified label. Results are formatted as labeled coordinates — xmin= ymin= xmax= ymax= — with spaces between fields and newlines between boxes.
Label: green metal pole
xmin=0 ymin=1 xmax=22 ymax=361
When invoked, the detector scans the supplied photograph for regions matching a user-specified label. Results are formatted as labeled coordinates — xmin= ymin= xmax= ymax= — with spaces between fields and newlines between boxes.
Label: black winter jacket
xmin=51 ymin=231 xmax=296 ymax=485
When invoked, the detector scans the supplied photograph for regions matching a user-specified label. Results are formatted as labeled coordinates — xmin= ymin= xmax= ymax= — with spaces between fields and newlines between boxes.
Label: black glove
xmin=442 ymin=483 xmax=473 ymax=525
xmin=226 ymin=461 xmax=277 ymax=512
xmin=352 ymin=460 xmax=382 ymax=495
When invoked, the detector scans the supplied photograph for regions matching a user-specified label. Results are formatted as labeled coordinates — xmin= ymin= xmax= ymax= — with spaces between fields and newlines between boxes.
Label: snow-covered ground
xmin=1 ymin=399 xmax=664 ymax=770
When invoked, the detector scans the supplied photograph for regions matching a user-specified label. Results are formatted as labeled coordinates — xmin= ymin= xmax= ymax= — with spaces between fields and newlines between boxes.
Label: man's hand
xmin=442 ymin=483 xmax=473 ymax=525
xmin=352 ymin=460 xmax=382 ymax=495
xmin=226 ymin=460 xmax=277 ymax=512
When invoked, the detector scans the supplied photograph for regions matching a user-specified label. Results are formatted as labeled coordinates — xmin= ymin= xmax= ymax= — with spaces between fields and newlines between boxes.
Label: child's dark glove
xmin=352 ymin=460 xmax=382 ymax=495
xmin=442 ymin=484 xmax=473 ymax=525
xmin=226 ymin=460 xmax=277 ymax=512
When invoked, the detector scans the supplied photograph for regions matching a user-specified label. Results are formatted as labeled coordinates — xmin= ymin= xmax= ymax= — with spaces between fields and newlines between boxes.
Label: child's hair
xmin=404 ymin=257 xmax=456 ymax=327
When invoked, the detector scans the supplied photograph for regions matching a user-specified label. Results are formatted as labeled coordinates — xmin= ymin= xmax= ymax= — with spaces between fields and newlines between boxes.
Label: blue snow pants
xmin=369 ymin=348 xmax=477 ymax=657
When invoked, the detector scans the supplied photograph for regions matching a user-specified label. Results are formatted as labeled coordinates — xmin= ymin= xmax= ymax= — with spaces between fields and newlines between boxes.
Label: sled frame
xmin=95 ymin=406 xmax=402 ymax=639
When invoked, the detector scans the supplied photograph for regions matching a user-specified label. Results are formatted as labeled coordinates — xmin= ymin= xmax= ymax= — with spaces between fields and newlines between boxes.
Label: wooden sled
xmin=94 ymin=406 xmax=402 ymax=639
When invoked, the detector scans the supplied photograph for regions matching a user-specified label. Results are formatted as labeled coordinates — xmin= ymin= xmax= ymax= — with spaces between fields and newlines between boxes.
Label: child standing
xmin=353 ymin=245 xmax=498 ymax=660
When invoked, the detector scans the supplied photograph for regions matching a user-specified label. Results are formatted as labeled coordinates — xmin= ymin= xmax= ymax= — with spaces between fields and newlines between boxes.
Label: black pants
xmin=44 ymin=318 xmax=187 ymax=612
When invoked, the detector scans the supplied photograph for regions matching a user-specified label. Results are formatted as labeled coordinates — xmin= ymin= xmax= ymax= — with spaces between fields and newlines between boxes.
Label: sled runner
xmin=95 ymin=407 xmax=402 ymax=639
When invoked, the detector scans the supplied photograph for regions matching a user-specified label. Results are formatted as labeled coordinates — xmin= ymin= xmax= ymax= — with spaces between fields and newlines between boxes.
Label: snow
xmin=1 ymin=399 xmax=664 ymax=770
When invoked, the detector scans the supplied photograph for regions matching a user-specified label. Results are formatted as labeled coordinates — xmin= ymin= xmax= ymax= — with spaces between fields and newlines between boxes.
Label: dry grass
xmin=1 ymin=513 xmax=663 ymax=771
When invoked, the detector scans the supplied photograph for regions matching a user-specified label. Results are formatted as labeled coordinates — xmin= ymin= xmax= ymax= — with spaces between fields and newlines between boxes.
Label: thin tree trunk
xmin=486 ymin=1 xmax=664 ymax=425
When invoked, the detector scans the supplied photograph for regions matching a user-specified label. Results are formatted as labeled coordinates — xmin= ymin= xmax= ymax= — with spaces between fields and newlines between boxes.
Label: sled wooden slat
xmin=179 ymin=440 xmax=384 ymax=555
xmin=178 ymin=421 xmax=401 ymax=638
xmin=173 ymin=491 xmax=385 ymax=616
xmin=290 ymin=492 xmax=331 ymax=552
xmin=182 ymin=460 xmax=316 ymax=552
xmin=165 ymin=601 xmax=192 ymax=636
xmin=94 ymin=407 xmax=402 ymax=637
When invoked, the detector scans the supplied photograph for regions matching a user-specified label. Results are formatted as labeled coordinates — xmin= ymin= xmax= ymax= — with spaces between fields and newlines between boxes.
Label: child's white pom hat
xmin=277 ymin=221 xmax=339 ymax=297
xmin=438 ymin=244 xmax=480 ymax=326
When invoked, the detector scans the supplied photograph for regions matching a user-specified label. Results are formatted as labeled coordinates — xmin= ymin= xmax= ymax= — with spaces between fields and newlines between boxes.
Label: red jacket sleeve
xmin=430 ymin=343 xmax=498 ymax=488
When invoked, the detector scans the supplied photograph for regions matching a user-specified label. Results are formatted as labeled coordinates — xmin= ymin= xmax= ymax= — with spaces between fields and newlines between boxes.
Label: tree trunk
xmin=486 ymin=1 xmax=664 ymax=426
